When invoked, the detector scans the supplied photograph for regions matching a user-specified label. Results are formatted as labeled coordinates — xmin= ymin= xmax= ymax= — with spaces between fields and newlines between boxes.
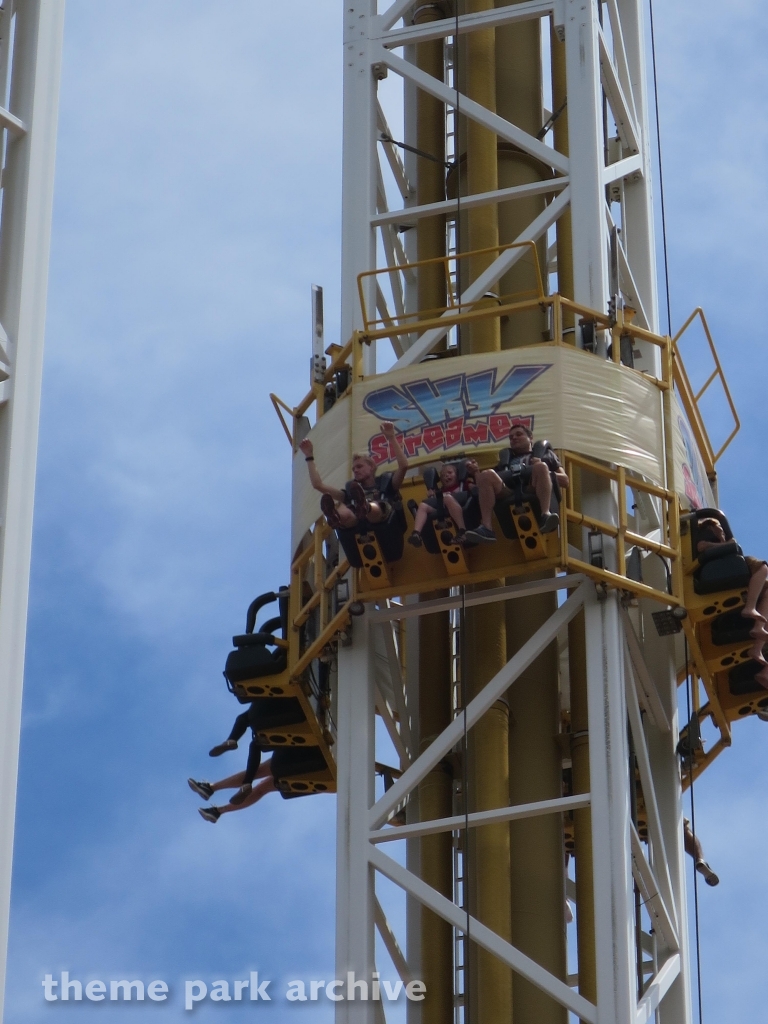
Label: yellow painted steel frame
xmin=274 ymin=261 xmax=742 ymax=789
xmin=672 ymin=307 xmax=740 ymax=471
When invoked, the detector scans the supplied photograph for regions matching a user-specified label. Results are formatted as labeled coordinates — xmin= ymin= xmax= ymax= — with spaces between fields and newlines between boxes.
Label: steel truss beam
xmin=337 ymin=1 xmax=688 ymax=1021
xmin=0 ymin=3 xmax=65 ymax=1019
xmin=339 ymin=580 xmax=688 ymax=1023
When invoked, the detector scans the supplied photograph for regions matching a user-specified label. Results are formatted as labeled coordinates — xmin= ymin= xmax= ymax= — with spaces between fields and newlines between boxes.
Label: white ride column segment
xmin=584 ymin=587 xmax=636 ymax=1024
xmin=335 ymin=612 xmax=376 ymax=1024
xmin=565 ymin=1 xmax=639 ymax=1020
xmin=341 ymin=0 xmax=377 ymax=374
xmin=0 ymin=2 xmax=65 ymax=1020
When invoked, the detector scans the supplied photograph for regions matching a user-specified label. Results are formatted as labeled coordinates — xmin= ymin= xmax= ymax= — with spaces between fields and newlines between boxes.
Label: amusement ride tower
xmin=265 ymin=2 xmax=748 ymax=1024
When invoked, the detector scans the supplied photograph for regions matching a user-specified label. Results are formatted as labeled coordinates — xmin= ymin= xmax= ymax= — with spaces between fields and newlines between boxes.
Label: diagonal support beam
xmin=377 ymin=101 xmax=411 ymax=201
xmin=372 ymin=176 xmax=568 ymax=228
xmin=374 ymin=682 xmax=410 ymax=768
xmin=630 ymin=822 xmax=679 ymax=952
xmin=369 ymin=573 xmax=584 ymax=623
xmin=603 ymin=154 xmax=642 ymax=186
xmin=604 ymin=0 xmax=638 ymax=126
xmin=369 ymin=584 xmax=587 ymax=828
xmin=374 ymin=896 xmax=414 ymax=984
xmin=370 ymin=846 xmax=597 ymax=1023
xmin=378 ymin=0 xmax=559 ymax=41
xmin=378 ymin=47 xmax=568 ymax=175
xmin=635 ymin=954 xmax=680 ymax=1024
xmin=598 ymin=24 xmax=640 ymax=154
xmin=391 ymin=187 xmax=570 ymax=368
xmin=0 ymin=106 xmax=25 ymax=137
xmin=370 ymin=793 xmax=590 ymax=843
xmin=379 ymin=619 xmax=413 ymax=756
xmin=621 ymin=606 xmax=670 ymax=733
xmin=605 ymin=204 xmax=650 ymax=329
xmin=623 ymin=649 xmax=679 ymax=941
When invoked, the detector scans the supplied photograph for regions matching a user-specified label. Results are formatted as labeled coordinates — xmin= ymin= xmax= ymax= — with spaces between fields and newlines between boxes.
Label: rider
xmin=299 ymin=421 xmax=408 ymax=529
xmin=696 ymin=516 xmax=768 ymax=683
xmin=408 ymin=458 xmax=479 ymax=547
xmin=465 ymin=423 xmax=569 ymax=544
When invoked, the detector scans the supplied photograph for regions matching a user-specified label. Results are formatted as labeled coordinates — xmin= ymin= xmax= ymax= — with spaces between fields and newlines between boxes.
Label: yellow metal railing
xmin=672 ymin=307 xmax=740 ymax=473
xmin=559 ymin=450 xmax=682 ymax=608
xmin=288 ymin=517 xmax=351 ymax=681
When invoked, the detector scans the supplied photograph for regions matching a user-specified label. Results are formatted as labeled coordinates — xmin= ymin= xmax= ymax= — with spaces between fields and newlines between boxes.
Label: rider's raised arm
xmin=381 ymin=421 xmax=409 ymax=490
xmin=298 ymin=438 xmax=346 ymax=502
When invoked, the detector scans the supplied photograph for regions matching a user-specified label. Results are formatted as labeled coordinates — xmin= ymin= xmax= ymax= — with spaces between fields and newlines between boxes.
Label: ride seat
xmin=493 ymin=440 xmax=560 ymax=554
xmin=681 ymin=510 xmax=751 ymax=625
xmin=409 ymin=460 xmax=479 ymax=563
xmin=270 ymin=746 xmax=335 ymax=799
xmin=249 ymin=696 xmax=317 ymax=748
xmin=710 ymin=660 xmax=768 ymax=723
xmin=224 ymin=589 xmax=294 ymax=700
xmin=335 ymin=470 xmax=407 ymax=568
xmin=686 ymin=509 xmax=750 ymax=595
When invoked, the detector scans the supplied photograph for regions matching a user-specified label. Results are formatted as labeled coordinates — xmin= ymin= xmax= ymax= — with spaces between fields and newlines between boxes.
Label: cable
xmin=648 ymin=0 xmax=672 ymax=336
xmin=459 ymin=582 xmax=471 ymax=1024
xmin=454 ymin=2 xmax=462 ymax=328
xmin=683 ymin=635 xmax=705 ymax=1024
xmin=454 ymin=9 xmax=470 ymax=1019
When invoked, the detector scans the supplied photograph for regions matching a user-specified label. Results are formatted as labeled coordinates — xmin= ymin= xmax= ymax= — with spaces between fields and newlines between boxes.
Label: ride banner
xmin=353 ymin=344 xmax=665 ymax=484
xmin=291 ymin=345 xmax=714 ymax=553
xmin=671 ymin=396 xmax=715 ymax=510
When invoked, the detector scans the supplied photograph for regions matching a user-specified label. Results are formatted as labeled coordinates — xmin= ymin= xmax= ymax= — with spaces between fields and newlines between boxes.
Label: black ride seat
xmin=687 ymin=509 xmax=751 ymax=595
xmin=249 ymin=696 xmax=315 ymax=748
xmin=224 ymin=589 xmax=290 ymax=700
xmin=336 ymin=470 xmax=407 ymax=568
xmin=270 ymin=746 xmax=333 ymax=799
xmin=727 ymin=659 xmax=768 ymax=699
xmin=710 ymin=607 xmax=754 ymax=647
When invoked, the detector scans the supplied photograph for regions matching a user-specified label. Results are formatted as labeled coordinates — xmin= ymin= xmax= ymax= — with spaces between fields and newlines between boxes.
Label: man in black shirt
xmin=465 ymin=424 xmax=569 ymax=543
xmin=299 ymin=421 xmax=408 ymax=529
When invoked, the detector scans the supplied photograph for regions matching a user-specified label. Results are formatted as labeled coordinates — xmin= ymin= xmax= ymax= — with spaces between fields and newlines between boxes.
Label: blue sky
xmin=5 ymin=0 xmax=768 ymax=1021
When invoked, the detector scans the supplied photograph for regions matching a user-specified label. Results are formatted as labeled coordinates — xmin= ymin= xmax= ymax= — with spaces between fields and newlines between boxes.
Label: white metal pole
xmin=341 ymin=0 xmax=378 ymax=373
xmin=0 ymin=2 xmax=65 ymax=1019
xmin=584 ymin=587 xmax=636 ymax=1024
xmin=564 ymin=0 xmax=609 ymax=326
xmin=616 ymin=0 xmax=659 ymax=337
xmin=335 ymin=613 xmax=377 ymax=1024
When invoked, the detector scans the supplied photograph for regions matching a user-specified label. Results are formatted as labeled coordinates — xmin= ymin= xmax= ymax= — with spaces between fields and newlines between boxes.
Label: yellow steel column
xmin=506 ymin=587 xmax=567 ymax=1024
xmin=492 ymin=9 xmax=568 ymax=1022
xmin=464 ymin=596 xmax=511 ymax=1024
xmin=457 ymin=6 xmax=511 ymax=1023
xmin=463 ymin=0 xmax=500 ymax=354
xmin=494 ymin=3 xmax=549 ymax=347
xmin=418 ymin=604 xmax=454 ymax=1024
xmin=413 ymin=11 xmax=454 ymax=1023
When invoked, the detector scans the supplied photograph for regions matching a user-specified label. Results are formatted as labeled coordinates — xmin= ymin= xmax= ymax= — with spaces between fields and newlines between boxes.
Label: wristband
xmin=305 ymin=456 xmax=314 ymax=461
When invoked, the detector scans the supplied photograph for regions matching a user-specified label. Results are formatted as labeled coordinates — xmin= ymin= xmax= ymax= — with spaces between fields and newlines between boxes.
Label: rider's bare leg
xmin=530 ymin=461 xmax=553 ymax=516
xmin=209 ymin=760 xmax=271 ymax=794
xmin=217 ymin=776 xmax=277 ymax=814
xmin=478 ymin=470 xmax=504 ymax=529
xmin=443 ymin=493 xmax=466 ymax=531
xmin=742 ymin=564 xmax=768 ymax=621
